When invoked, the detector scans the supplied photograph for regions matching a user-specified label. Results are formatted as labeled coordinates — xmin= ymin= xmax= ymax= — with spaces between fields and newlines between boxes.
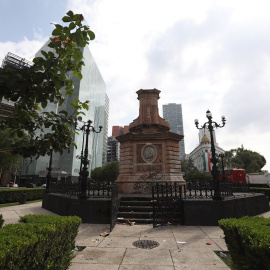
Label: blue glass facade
xmin=21 ymin=42 xmax=108 ymax=182
xmin=163 ymin=103 xmax=186 ymax=160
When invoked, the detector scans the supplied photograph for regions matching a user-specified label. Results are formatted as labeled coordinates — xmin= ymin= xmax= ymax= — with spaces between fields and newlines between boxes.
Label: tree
xmin=91 ymin=162 xmax=119 ymax=182
xmin=0 ymin=128 xmax=27 ymax=174
xmin=181 ymin=157 xmax=197 ymax=174
xmin=0 ymin=11 xmax=95 ymax=158
xmin=226 ymin=146 xmax=266 ymax=173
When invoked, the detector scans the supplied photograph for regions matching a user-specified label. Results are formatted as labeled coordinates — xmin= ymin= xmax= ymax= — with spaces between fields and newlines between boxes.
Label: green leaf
xmin=66 ymin=10 xmax=74 ymax=17
xmin=32 ymin=57 xmax=44 ymax=64
xmin=41 ymin=101 xmax=47 ymax=108
xmin=41 ymin=50 xmax=48 ymax=58
xmin=69 ymin=22 xmax=76 ymax=30
xmin=62 ymin=16 xmax=73 ymax=22
xmin=73 ymin=49 xmax=82 ymax=63
xmin=52 ymin=28 xmax=62 ymax=36
xmin=88 ymin=30 xmax=95 ymax=40
xmin=73 ymin=70 xmax=82 ymax=80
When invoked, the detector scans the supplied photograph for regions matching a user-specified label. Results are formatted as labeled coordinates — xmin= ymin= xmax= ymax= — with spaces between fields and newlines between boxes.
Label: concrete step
xmin=119 ymin=206 xmax=152 ymax=212
xmin=119 ymin=196 xmax=152 ymax=202
xmin=117 ymin=211 xmax=153 ymax=219
xmin=117 ymin=217 xmax=153 ymax=224
xmin=120 ymin=200 xmax=153 ymax=206
xmin=117 ymin=195 xmax=154 ymax=224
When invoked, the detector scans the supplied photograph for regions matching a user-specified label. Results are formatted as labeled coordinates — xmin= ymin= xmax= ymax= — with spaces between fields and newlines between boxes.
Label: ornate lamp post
xmin=194 ymin=110 xmax=226 ymax=200
xmin=75 ymin=123 xmax=86 ymax=184
xmin=218 ymin=153 xmax=227 ymax=181
xmin=46 ymin=147 xmax=53 ymax=193
xmin=75 ymin=116 xmax=102 ymax=200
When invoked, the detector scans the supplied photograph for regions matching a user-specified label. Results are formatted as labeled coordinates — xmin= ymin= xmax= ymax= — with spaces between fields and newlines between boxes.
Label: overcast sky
xmin=1 ymin=0 xmax=270 ymax=171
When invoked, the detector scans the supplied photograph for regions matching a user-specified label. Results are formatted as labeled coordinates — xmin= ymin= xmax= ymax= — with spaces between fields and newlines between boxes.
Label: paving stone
xmin=170 ymin=248 xmax=228 ymax=267
xmin=140 ymin=227 xmax=175 ymax=238
xmin=121 ymin=248 xmax=173 ymax=266
xmin=175 ymin=238 xmax=219 ymax=249
xmin=174 ymin=265 xmax=230 ymax=269
xmin=139 ymin=236 xmax=178 ymax=249
xmin=119 ymin=265 xmax=174 ymax=270
xmin=212 ymin=239 xmax=228 ymax=251
xmin=110 ymin=224 xmax=143 ymax=237
xmin=75 ymin=235 xmax=105 ymax=247
xmin=172 ymin=230 xmax=210 ymax=239
xmin=200 ymin=226 xmax=225 ymax=238
xmin=69 ymin=263 xmax=119 ymax=270
xmin=72 ymin=247 xmax=126 ymax=264
xmin=99 ymin=236 xmax=140 ymax=248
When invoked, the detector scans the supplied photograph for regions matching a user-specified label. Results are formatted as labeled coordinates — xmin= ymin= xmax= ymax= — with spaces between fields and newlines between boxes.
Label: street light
xmin=75 ymin=118 xmax=86 ymax=185
xmin=75 ymin=117 xmax=102 ymax=200
xmin=218 ymin=153 xmax=227 ymax=181
xmin=46 ymin=146 xmax=53 ymax=193
xmin=194 ymin=110 xmax=226 ymax=200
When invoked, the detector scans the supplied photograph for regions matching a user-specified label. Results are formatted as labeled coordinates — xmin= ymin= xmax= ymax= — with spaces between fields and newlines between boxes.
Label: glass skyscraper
xmin=21 ymin=41 xmax=108 ymax=183
xmin=163 ymin=103 xmax=186 ymax=160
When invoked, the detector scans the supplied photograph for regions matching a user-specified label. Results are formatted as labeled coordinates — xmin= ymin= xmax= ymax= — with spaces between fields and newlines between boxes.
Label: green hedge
xmin=0 ymin=214 xmax=4 ymax=229
xmin=249 ymin=187 xmax=270 ymax=200
xmin=0 ymin=214 xmax=81 ymax=270
xmin=0 ymin=188 xmax=45 ymax=204
xmin=219 ymin=216 xmax=270 ymax=270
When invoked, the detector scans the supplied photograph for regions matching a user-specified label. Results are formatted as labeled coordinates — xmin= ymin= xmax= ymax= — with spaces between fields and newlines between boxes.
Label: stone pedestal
xmin=116 ymin=89 xmax=185 ymax=193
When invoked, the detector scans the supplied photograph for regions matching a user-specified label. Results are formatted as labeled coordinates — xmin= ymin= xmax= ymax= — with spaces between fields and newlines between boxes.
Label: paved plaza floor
xmin=1 ymin=202 xmax=270 ymax=269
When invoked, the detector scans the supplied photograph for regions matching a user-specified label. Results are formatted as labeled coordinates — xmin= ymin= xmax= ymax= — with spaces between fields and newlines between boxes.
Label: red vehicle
xmin=219 ymin=169 xmax=246 ymax=183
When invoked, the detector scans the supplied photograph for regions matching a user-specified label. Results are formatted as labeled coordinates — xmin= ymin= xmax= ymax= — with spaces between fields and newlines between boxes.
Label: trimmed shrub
xmin=0 ymin=188 xmax=45 ymax=204
xmin=0 ymin=214 xmax=4 ymax=229
xmin=0 ymin=214 xmax=81 ymax=270
xmin=219 ymin=216 xmax=270 ymax=270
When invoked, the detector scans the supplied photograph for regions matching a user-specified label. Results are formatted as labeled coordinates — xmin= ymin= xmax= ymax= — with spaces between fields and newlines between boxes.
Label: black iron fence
xmin=183 ymin=181 xmax=235 ymax=199
xmin=110 ymin=182 xmax=119 ymax=231
xmin=48 ymin=180 xmax=249 ymax=199
xmin=48 ymin=181 xmax=117 ymax=198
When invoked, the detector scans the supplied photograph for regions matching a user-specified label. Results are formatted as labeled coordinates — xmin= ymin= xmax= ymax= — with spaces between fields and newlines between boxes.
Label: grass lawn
xmin=0 ymin=199 xmax=42 ymax=208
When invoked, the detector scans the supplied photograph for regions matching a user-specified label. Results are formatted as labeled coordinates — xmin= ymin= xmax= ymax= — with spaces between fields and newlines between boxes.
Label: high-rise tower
xmin=163 ymin=103 xmax=185 ymax=160
xmin=20 ymin=42 xmax=108 ymax=183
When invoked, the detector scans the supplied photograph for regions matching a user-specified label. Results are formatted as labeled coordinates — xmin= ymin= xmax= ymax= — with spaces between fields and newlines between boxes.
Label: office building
xmin=21 ymin=41 xmax=108 ymax=183
xmin=107 ymin=136 xmax=120 ymax=163
xmin=107 ymin=126 xmax=129 ymax=163
xmin=112 ymin=126 xmax=129 ymax=137
xmin=163 ymin=103 xmax=185 ymax=160
xmin=1 ymin=53 xmax=32 ymax=117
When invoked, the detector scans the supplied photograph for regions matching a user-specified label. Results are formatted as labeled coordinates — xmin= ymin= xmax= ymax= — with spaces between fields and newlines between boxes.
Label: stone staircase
xmin=117 ymin=195 xmax=153 ymax=224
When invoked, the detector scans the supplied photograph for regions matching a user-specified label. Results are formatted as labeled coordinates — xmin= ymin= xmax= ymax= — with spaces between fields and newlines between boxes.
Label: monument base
xmin=116 ymin=174 xmax=186 ymax=193
xmin=183 ymin=193 xmax=269 ymax=225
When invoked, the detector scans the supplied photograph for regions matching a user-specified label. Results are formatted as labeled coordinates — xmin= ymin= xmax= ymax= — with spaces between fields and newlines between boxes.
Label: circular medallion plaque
xmin=142 ymin=145 xmax=157 ymax=163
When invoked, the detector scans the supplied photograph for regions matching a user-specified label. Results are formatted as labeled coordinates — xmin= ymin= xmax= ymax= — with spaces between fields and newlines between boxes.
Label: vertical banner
xmin=203 ymin=152 xmax=211 ymax=172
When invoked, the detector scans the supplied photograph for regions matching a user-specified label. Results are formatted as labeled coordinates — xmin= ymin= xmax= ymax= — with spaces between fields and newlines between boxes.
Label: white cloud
xmin=0 ymin=36 xmax=48 ymax=62
xmin=1 ymin=0 xmax=269 ymax=170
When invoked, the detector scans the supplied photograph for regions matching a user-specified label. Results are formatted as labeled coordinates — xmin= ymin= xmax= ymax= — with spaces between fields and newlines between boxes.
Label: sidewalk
xmin=1 ymin=202 xmax=269 ymax=269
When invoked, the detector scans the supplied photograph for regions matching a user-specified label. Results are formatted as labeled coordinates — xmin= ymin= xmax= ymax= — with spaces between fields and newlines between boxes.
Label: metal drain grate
xmin=132 ymin=240 xmax=160 ymax=249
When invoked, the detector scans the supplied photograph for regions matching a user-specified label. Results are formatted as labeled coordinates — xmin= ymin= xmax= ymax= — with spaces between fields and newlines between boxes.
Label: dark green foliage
xmin=0 ymin=128 xmax=26 ymax=174
xmin=0 ymin=188 xmax=45 ymax=204
xmin=0 ymin=11 xmax=94 ymax=158
xmin=226 ymin=146 xmax=266 ymax=173
xmin=181 ymin=158 xmax=213 ymax=183
xmin=185 ymin=170 xmax=213 ymax=183
xmin=219 ymin=216 xmax=270 ymax=270
xmin=0 ymin=214 xmax=4 ymax=228
xmin=0 ymin=215 xmax=81 ymax=270
xmin=91 ymin=162 xmax=119 ymax=182
xmin=181 ymin=157 xmax=197 ymax=173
